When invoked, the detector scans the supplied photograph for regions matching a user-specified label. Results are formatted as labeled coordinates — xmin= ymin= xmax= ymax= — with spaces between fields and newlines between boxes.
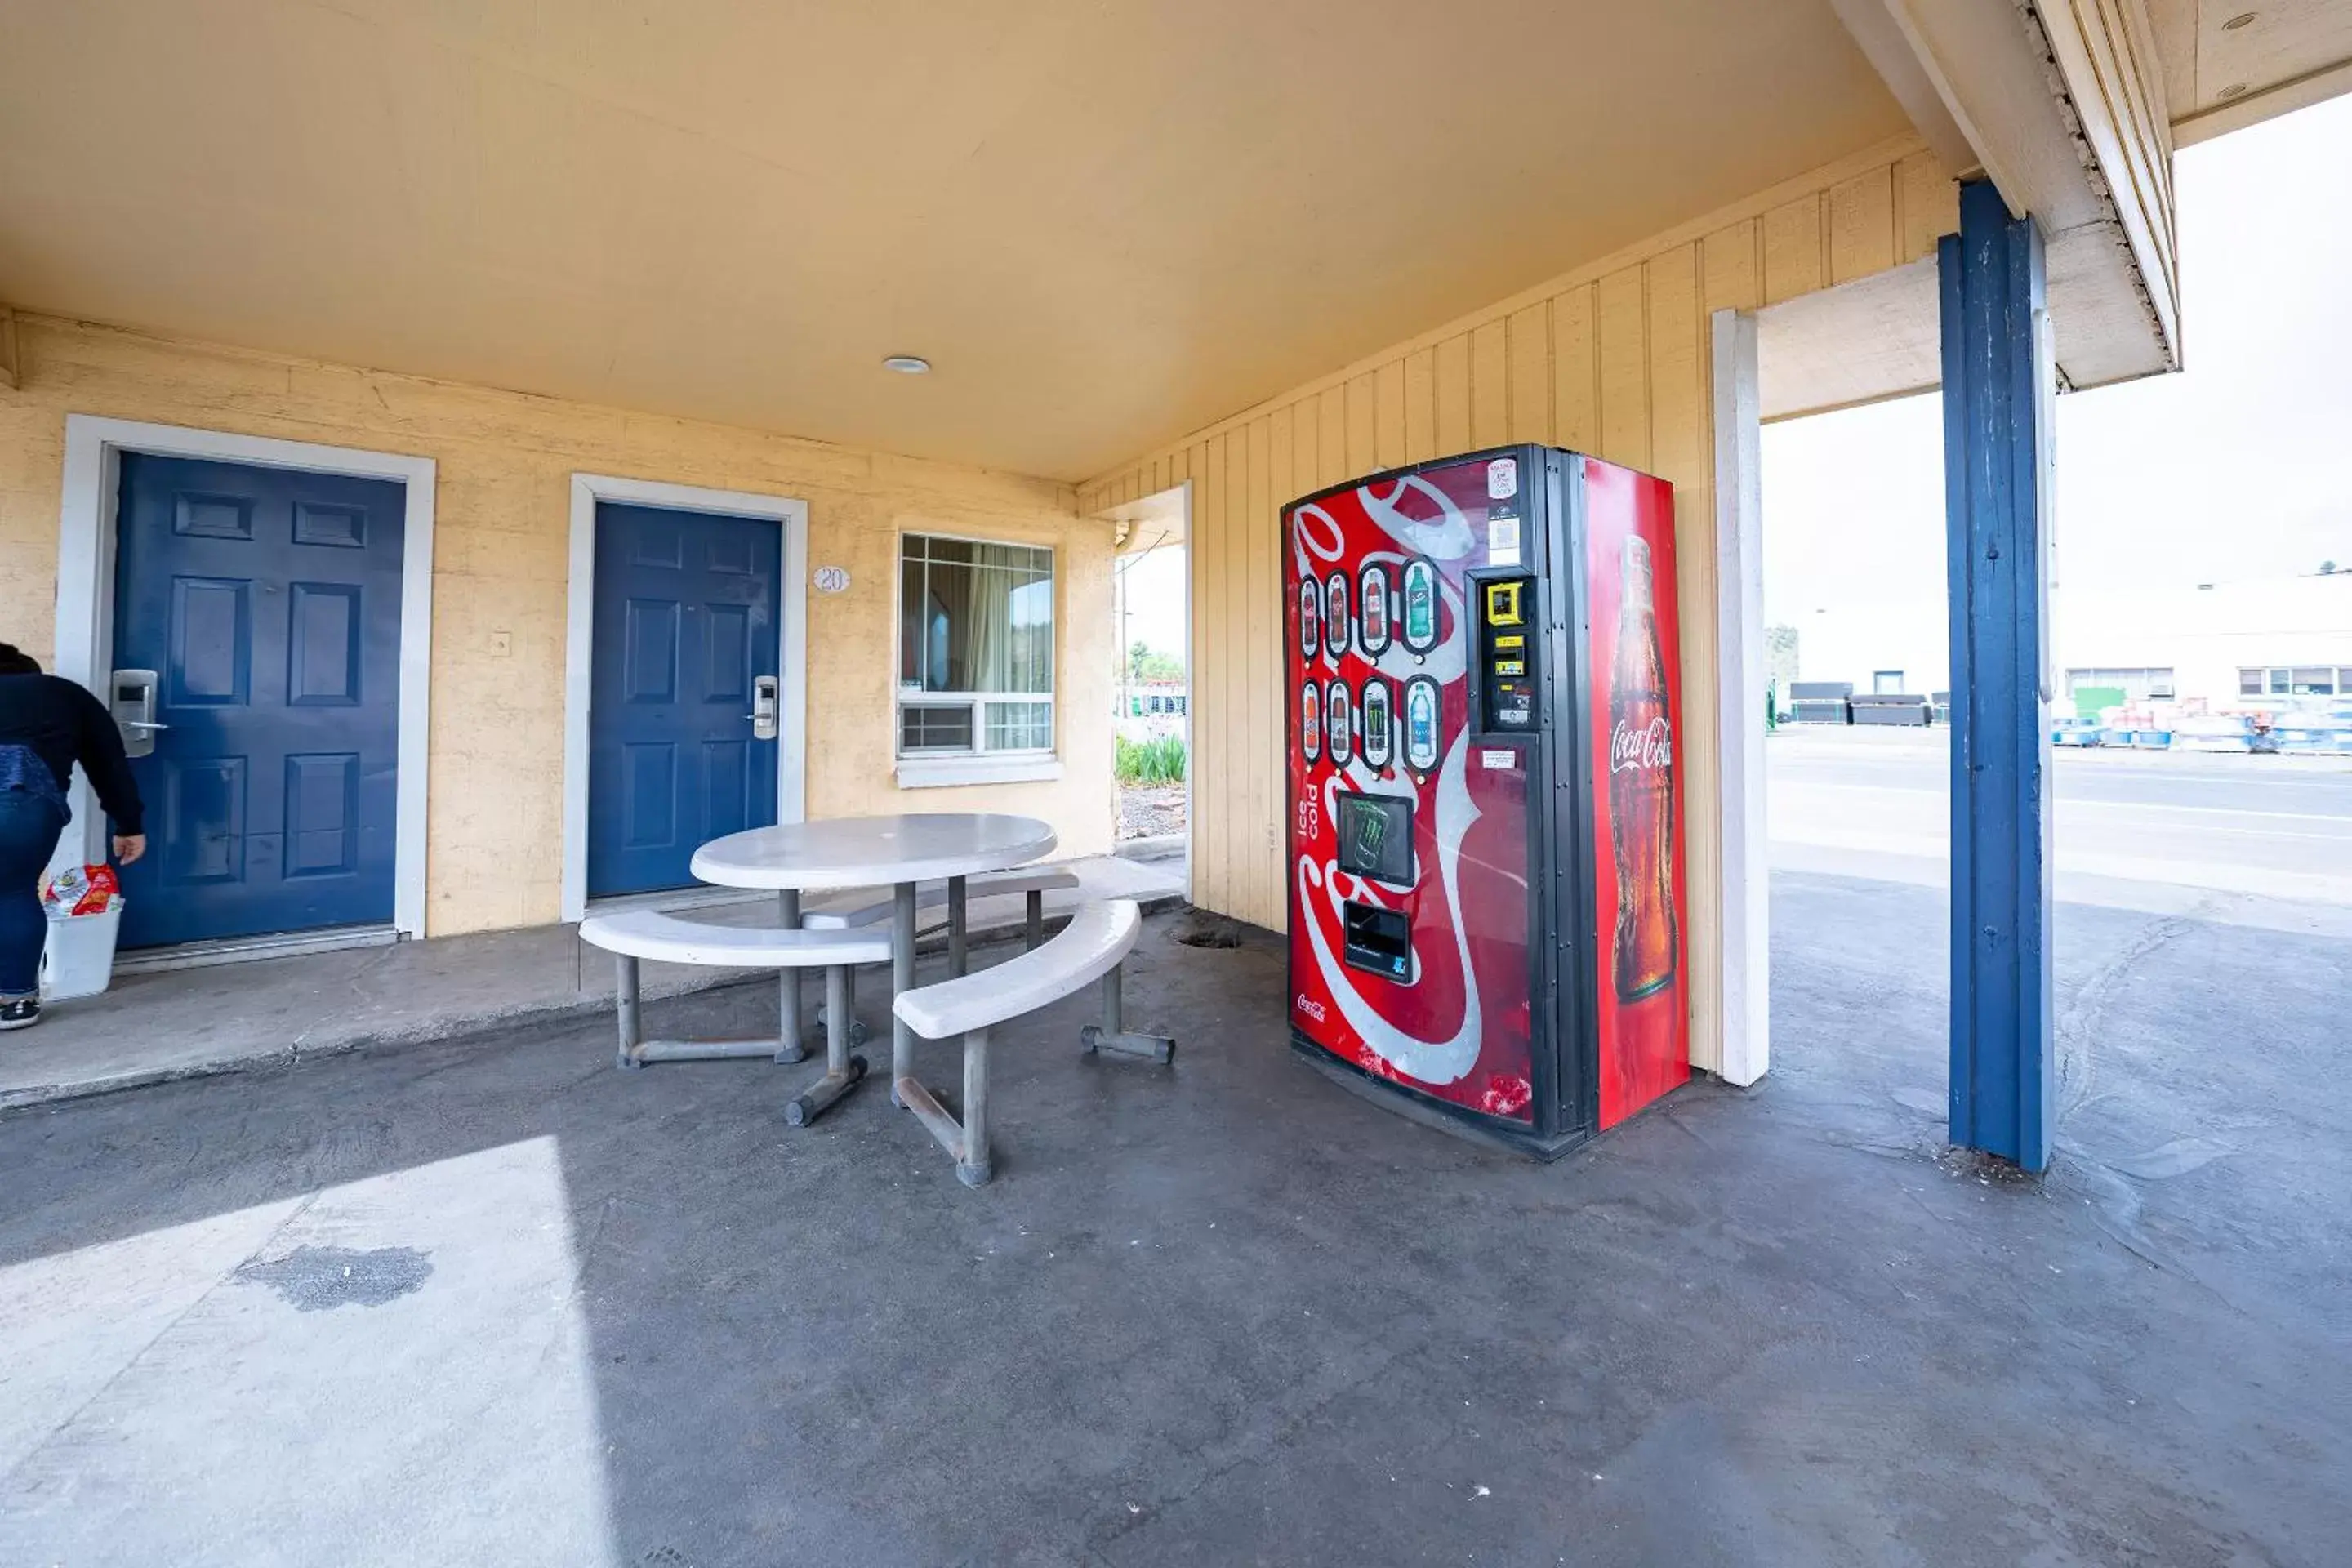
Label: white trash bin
xmin=41 ymin=902 xmax=123 ymax=1002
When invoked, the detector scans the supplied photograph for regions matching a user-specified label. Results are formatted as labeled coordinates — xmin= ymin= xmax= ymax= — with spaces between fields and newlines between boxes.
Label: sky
xmin=1761 ymin=90 xmax=2352 ymax=675
xmin=1112 ymin=538 xmax=1188 ymax=663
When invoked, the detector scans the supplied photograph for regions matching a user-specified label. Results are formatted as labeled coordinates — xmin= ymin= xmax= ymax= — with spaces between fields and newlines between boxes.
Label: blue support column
xmin=1940 ymin=179 xmax=2055 ymax=1172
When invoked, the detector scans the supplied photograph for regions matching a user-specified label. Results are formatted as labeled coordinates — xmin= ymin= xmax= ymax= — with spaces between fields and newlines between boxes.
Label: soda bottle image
xmin=1404 ymin=676 xmax=1440 ymax=772
xmin=1359 ymin=565 xmax=1391 ymax=652
xmin=1608 ymin=534 xmax=1678 ymax=1000
xmin=1325 ymin=572 xmax=1351 ymax=654
xmin=1327 ymin=680 xmax=1352 ymax=765
xmin=1301 ymin=681 xmax=1321 ymax=761
xmin=1361 ymin=679 xmax=1392 ymax=767
xmin=1402 ymin=560 xmax=1437 ymax=651
xmin=1298 ymin=580 xmax=1321 ymax=658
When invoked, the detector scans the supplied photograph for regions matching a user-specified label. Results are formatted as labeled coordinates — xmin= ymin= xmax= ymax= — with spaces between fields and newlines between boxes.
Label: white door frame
xmin=53 ymin=414 xmax=438 ymax=942
xmin=563 ymin=474 xmax=809 ymax=924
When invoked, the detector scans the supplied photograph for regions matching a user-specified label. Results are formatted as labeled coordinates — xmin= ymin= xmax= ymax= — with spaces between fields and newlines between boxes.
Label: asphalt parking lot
xmin=1770 ymin=724 xmax=2352 ymax=913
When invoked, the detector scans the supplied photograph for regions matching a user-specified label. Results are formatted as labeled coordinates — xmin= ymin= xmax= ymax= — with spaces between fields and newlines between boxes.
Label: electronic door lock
xmin=110 ymin=668 xmax=167 ymax=758
xmin=747 ymin=675 xmax=780 ymax=740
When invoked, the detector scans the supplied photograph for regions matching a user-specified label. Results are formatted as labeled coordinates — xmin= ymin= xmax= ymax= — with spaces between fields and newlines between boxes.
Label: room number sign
xmin=813 ymin=565 xmax=851 ymax=594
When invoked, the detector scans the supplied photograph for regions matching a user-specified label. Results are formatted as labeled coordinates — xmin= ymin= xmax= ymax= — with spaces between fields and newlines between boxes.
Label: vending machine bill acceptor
xmin=1285 ymin=446 xmax=1690 ymax=1157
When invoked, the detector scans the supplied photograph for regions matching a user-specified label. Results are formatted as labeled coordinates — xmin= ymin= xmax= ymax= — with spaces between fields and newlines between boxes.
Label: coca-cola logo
xmin=1610 ymin=715 xmax=1672 ymax=773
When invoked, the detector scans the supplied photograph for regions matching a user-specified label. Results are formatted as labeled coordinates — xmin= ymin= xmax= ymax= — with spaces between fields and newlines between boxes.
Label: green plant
xmin=1116 ymin=733 xmax=1187 ymax=785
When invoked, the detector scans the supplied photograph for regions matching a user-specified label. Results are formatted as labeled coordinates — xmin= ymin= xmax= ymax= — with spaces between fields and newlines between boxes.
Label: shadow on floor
xmin=1 ymin=882 xmax=2346 ymax=1566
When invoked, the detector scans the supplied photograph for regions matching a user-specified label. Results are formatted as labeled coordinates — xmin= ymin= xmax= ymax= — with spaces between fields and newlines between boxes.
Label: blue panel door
xmin=112 ymin=453 xmax=405 ymax=948
xmin=588 ymin=503 xmax=781 ymax=897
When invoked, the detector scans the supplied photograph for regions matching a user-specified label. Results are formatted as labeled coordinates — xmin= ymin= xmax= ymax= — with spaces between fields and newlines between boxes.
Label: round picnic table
xmin=691 ymin=813 xmax=1058 ymax=1091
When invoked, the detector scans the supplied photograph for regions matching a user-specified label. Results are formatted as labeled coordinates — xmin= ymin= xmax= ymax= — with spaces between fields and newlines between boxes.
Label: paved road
xmin=1769 ymin=726 xmax=2352 ymax=907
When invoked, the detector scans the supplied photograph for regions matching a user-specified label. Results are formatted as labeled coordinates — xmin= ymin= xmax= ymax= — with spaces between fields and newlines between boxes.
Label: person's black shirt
xmin=0 ymin=674 xmax=145 ymax=834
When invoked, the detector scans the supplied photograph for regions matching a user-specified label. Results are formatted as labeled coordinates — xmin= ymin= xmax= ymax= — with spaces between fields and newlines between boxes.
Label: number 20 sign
xmin=813 ymin=565 xmax=851 ymax=594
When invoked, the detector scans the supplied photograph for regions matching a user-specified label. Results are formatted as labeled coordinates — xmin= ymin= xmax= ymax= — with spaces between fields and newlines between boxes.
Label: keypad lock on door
xmin=748 ymin=675 xmax=781 ymax=740
xmin=110 ymin=669 xmax=167 ymax=758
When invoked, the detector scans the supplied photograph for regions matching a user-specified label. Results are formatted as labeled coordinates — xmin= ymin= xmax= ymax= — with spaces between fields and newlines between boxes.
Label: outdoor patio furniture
xmin=800 ymin=865 xmax=1080 ymax=954
xmin=689 ymin=813 xmax=1059 ymax=1102
xmin=577 ymin=910 xmax=891 ymax=1126
xmin=890 ymin=898 xmax=1173 ymax=1187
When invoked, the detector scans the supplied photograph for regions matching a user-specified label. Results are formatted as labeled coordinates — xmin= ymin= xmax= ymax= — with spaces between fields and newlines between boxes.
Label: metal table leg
xmin=947 ymin=875 xmax=969 ymax=977
xmin=774 ymin=888 xmax=807 ymax=1064
xmin=890 ymin=880 xmax=917 ymax=1105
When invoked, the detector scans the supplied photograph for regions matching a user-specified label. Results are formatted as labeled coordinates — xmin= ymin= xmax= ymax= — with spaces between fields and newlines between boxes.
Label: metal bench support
xmin=895 ymin=1025 xmax=991 ymax=1187
xmin=948 ymin=875 xmax=969 ymax=976
xmin=1081 ymin=964 xmax=1177 ymax=1063
xmin=786 ymin=963 xmax=869 ymax=1127
xmin=1026 ymin=889 xmax=1044 ymax=951
xmin=613 ymin=952 xmax=801 ymax=1069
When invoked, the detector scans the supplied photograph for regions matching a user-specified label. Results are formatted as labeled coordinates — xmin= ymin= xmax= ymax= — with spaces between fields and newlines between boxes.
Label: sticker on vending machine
xmin=1486 ymin=514 xmax=1521 ymax=568
xmin=1487 ymin=457 xmax=1518 ymax=500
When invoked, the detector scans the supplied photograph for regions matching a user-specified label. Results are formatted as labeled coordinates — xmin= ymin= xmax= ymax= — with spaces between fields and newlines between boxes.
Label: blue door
xmin=112 ymin=453 xmax=406 ymax=949
xmin=588 ymin=503 xmax=781 ymax=897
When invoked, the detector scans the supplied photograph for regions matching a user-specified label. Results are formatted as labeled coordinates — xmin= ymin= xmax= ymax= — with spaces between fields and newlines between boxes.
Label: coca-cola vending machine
xmin=1285 ymin=446 xmax=1687 ymax=1157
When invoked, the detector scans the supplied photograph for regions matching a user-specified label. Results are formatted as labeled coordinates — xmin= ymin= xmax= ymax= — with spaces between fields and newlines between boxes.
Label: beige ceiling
xmin=2149 ymin=0 xmax=2352 ymax=136
xmin=0 ymin=0 xmax=1907 ymax=482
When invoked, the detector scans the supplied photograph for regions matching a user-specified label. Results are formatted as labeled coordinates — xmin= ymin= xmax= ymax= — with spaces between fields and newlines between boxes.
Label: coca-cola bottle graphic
xmin=1609 ymin=534 xmax=1677 ymax=1000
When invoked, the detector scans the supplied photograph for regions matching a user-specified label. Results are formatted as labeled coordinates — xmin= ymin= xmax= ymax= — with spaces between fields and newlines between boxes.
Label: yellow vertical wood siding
xmin=0 ymin=318 xmax=1116 ymax=937
xmin=1081 ymin=134 xmax=1953 ymax=1071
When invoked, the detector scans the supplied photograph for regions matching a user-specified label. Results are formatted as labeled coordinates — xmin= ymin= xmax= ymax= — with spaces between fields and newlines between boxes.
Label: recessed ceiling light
xmin=2222 ymin=11 xmax=2256 ymax=29
xmin=882 ymin=354 xmax=931 ymax=374
xmin=2217 ymin=82 xmax=2247 ymax=99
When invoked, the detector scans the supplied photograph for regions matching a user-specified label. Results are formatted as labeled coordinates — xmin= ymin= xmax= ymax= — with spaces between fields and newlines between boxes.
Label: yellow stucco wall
xmin=1078 ymin=133 xmax=1955 ymax=1074
xmin=0 ymin=317 xmax=1115 ymax=937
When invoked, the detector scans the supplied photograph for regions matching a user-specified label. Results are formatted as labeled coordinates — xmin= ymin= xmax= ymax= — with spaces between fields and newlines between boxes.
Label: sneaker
xmin=0 ymin=997 xmax=39 ymax=1031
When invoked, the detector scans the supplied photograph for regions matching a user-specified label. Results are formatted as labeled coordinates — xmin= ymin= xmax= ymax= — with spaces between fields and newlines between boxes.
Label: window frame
xmin=892 ymin=529 xmax=1061 ymax=785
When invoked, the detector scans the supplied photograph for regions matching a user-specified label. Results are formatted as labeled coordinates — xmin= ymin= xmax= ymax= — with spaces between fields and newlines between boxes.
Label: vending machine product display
xmin=1285 ymin=446 xmax=1689 ymax=1157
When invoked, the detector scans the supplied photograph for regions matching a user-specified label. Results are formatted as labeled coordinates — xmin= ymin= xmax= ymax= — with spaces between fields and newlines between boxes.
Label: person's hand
xmin=113 ymin=834 xmax=146 ymax=866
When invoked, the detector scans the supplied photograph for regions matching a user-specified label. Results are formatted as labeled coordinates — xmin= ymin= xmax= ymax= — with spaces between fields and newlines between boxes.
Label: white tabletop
xmin=689 ymin=813 xmax=1058 ymax=892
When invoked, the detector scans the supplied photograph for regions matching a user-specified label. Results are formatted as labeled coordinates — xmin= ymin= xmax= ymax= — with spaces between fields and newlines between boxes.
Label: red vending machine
xmin=1285 ymin=446 xmax=1689 ymax=1157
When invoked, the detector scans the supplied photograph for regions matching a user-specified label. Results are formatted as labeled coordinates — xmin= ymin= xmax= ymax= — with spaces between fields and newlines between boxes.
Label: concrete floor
xmin=3 ymin=870 xmax=2346 ymax=1565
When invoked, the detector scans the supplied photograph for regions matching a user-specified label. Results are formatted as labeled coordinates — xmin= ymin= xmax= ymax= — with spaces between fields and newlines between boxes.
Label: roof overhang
xmin=1828 ymin=0 xmax=2180 ymax=390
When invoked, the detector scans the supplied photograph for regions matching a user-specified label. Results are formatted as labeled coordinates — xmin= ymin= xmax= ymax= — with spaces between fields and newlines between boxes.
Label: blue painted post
xmin=1940 ymin=180 xmax=2055 ymax=1172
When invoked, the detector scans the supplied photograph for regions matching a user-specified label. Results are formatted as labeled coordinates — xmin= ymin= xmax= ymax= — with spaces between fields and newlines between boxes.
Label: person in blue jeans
xmin=0 ymin=644 xmax=145 ymax=1030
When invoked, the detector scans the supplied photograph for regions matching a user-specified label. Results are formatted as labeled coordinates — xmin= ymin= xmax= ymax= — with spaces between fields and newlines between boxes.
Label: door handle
xmin=747 ymin=675 xmax=780 ymax=740
xmin=110 ymin=669 xmax=164 ymax=758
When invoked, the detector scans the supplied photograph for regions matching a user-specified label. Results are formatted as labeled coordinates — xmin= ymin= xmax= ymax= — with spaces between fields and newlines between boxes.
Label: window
xmin=1873 ymin=670 xmax=1905 ymax=695
xmin=897 ymin=534 xmax=1055 ymax=765
xmin=2239 ymin=666 xmax=2349 ymax=698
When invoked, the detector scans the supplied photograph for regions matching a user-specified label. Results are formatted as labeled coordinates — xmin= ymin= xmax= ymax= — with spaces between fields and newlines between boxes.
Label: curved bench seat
xmin=580 ymin=909 xmax=891 ymax=969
